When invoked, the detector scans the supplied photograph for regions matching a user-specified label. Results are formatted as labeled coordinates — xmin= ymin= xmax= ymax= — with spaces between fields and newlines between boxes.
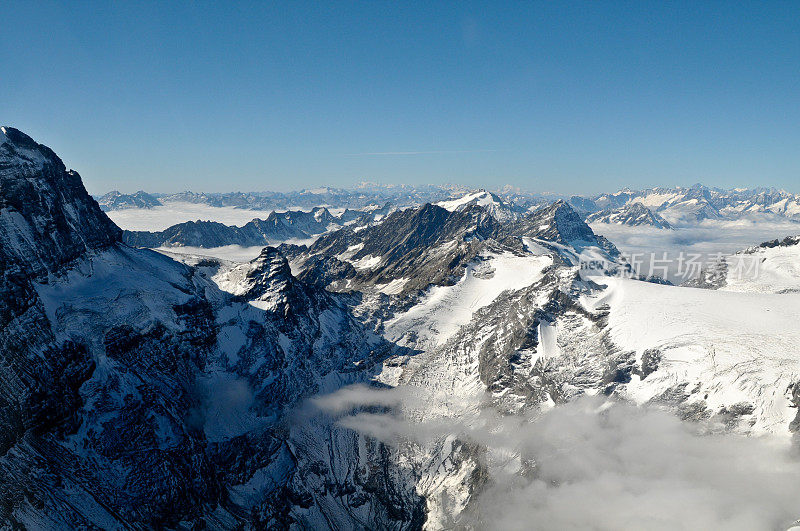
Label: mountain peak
xmin=1 ymin=126 xmax=34 ymax=146
xmin=436 ymin=190 xmax=519 ymax=221
xmin=0 ymin=126 xmax=57 ymax=168
xmin=1 ymin=127 xmax=121 ymax=277
xmin=236 ymin=246 xmax=316 ymax=314
xmin=516 ymin=199 xmax=597 ymax=245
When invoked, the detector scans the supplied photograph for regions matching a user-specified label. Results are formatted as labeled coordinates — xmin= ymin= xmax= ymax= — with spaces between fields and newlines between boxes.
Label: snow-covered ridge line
xmin=572 ymin=183 xmax=800 ymax=225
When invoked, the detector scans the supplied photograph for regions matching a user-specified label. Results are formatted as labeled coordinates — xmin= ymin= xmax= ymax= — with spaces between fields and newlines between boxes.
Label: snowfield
xmin=587 ymin=276 xmax=800 ymax=435
xmin=724 ymin=242 xmax=800 ymax=293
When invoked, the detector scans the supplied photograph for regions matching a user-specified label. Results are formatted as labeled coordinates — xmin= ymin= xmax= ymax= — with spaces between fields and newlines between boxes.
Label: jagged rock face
xmin=297 ymin=253 xmax=358 ymax=289
xmin=0 ymin=126 xmax=123 ymax=461
xmin=683 ymin=258 xmax=729 ymax=289
xmin=312 ymin=203 xmax=497 ymax=259
xmin=0 ymin=126 xmax=121 ymax=278
xmin=511 ymin=200 xmax=601 ymax=246
xmin=348 ymin=203 xmax=497 ymax=269
xmin=238 ymin=246 xmax=296 ymax=300
xmin=758 ymin=235 xmax=800 ymax=249
xmin=300 ymin=203 xmax=503 ymax=297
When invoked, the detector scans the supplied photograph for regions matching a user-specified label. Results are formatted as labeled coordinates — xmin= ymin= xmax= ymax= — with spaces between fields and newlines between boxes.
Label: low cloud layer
xmin=313 ymin=386 xmax=800 ymax=531
xmin=593 ymin=219 xmax=800 ymax=258
xmin=591 ymin=219 xmax=800 ymax=281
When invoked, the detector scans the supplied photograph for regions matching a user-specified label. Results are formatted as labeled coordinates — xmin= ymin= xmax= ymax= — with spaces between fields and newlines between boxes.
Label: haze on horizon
xmin=3 ymin=1 xmax=798 ymax=196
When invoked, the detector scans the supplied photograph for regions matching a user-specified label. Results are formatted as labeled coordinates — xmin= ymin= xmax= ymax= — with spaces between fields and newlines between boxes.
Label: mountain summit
xmin=0 ymin=126 xmax=121 ymax=278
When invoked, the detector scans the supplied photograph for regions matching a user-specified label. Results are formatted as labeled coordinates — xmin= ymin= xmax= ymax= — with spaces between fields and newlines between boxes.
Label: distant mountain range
xmin=586 ymin=202 xmax=673 ymax=229
xmin=114 ymin=184 xmax=800 ymax=250
xmin=121 ymin=205 xmax=393 ymax=248
xmin=98 ymin=184 xmax=477 ymax=212
xmin=97 ymin=190 xmax=162 ymax=210
xmin=573 ymin=184 xmax=800 ymax=226
xmin=99 ymin=183 xmax=800 ymax=233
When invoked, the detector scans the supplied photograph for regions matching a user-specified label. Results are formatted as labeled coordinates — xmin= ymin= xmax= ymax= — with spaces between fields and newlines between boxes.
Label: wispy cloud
xmin=344 ymin=149 xmax=500 ymax=156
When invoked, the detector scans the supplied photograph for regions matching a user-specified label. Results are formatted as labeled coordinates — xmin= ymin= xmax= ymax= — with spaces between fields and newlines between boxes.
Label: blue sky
xmin=3 ymin=1 xmax=798 ymax=195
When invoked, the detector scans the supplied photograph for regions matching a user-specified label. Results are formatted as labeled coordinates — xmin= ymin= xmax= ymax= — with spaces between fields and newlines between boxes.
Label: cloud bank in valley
xmin=590 ymin=219 xmax=800 ymax=282
xmin=312 ymin=385 xmax=800 ymax=531
xmin=592 ymin=219 xmax=800 ymax=259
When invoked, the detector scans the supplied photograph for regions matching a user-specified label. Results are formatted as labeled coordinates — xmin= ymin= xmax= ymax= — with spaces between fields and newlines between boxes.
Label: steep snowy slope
xmin=684 ymin=235 xmax=800 ymax=293
xmin=384 ymin=251 xmax=553 ymax=350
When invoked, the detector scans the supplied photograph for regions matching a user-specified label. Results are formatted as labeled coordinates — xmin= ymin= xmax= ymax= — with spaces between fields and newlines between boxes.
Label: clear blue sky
xmin=3 ymin=1 xmax=799 ymax=195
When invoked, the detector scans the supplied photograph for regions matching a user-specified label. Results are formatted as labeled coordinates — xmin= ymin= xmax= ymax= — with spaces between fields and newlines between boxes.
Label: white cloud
xmin=312 ymin=387 xmax=800 ymax=531
xmin=592 ymin=219 xmax=800 ymax=282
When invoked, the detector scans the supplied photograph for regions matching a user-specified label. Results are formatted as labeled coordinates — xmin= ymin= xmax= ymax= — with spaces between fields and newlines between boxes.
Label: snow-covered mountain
xmin=435 ymin=190 xmax=523 ymax=222
xmin=586 ymin=202 xmax=673 ymax=229
xmin=102 ymin=184 xmax=800 ymax=240
xmin=573 ymin=183 xmax=800 ymax=226
xmin=111 ymin=184 xmax=470 ymax=212
xmin=5 ymin=127 xmax=800 ymax=528
xmin=97 ymin=190 xmax=162 ymax=210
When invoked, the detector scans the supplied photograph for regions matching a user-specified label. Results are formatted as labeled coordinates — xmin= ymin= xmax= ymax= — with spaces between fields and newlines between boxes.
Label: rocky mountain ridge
xmin=586 ymin=202 xmax=673 ymax=229
xmin=122 ymin=206 xmax=352 ymax=248
xmin=97 ymin=190 xmax=162 ymax=210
